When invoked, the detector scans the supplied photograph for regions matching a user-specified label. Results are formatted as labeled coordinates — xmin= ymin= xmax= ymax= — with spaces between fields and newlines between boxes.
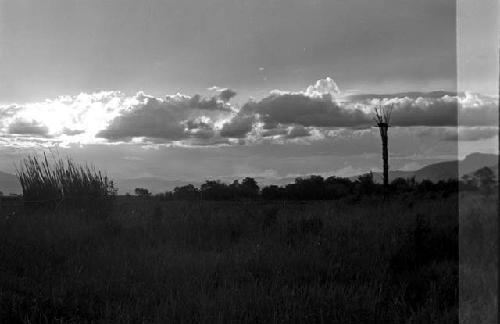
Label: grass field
xmin=459 ymin=193 xmax=498 ymax=324
xmin=0 ymin=192 xmax=487 ymax=323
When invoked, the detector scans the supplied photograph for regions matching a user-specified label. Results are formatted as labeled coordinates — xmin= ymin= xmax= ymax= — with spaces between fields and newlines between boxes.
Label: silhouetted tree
xmin=356 ymin=172 xmax=376 ymax=196
xmin=173 ymin=184 xmax=199 ymax=200
xmin=201 ymin=180 xmax=232 ymax=200
xmin=134 ymin=187 xmax=151 ymax=197
xmin=293 ymin=176 xmax=325 ymax=200
xmin=324 ymin=176 xmax=352 ymax=199
xmin=155 ymin=191 xmax=173 ymax=201
xmin=261 ymin=185 xmax=283 ymax=200
xmin=473 ymin=167 xmax=496 ymax=196
xmin=416 ymin=179 xmax=435 ymax=195
xmin=240 ymin=177 xmax=259 ymax=199
xmin=460 ymin=174 xmax=477 ymax=191
xmin=390 ymin=177 xmax=413 ymax=192
xmin=155 ymin=173 xmax=459 ymax=201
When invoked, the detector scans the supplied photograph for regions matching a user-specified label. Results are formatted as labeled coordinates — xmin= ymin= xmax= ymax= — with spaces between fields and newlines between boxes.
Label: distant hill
xmin=459 ymin=153 xmax=498 ymax=176
xmin=0 ymin=171 xmax=22 ymax=195
xmin=368 ymin=153 xmax=497 ymax=183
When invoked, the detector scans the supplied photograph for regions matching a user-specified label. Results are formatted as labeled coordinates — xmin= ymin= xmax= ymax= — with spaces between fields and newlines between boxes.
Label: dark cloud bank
xmin=97 ymin=92 xmax=233 ymax=142
xmin=8 ymin=120 xmax=50 ymax=137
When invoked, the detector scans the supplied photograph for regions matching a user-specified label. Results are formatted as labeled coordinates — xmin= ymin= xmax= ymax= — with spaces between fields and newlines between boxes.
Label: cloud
xmin=92 ymin=81 xmax=499 ymax=145
xmin=0 ymin=105 xmax=23 ymax=120
xmin=207 ymin=86 xmax=237 ymax=102
xmin=348 ymin=95 xmax=458 ymax=126
xmin=62 ymin=128 xmax=85 ymax=136
xmin=348 ymin=91 xmax=498 ymax=127
xmin=219 ymin=89 xmax=237 ymax=102
xmin=458 ymin=92 xmax=498 ymax=126
xmin=188 ymin=94 xmax=232 ymax=111
xmin=220 ymin=114 xmax=255 ymax=138
xmin=261 ymin=128 xmax=288 ymax=138
xmin=417 ymin=126 xmax=498 ymax=142
xmin=242 ymin=93 xmax=371 ymax=129
xmin=96 ymin=98 xmax=187 ymax=141
xmin=185 ymin=120 xmax=217 ymax=139
xmin=346 ymin=91 xmax=457 ymax=101
xmin=236 ymin=78 xmax=495 ymax=140
xmin=388 ymin=97 xmax=458 ymax=127
xmin=97 ymin=93 xmax=232 ymax=142
xmin=0 ymin=77 xmax=496 ymax=149
xmin=271 ymin=77 xmax=341 ymax=99
xmin=8 ymin=120 xmax=50 ymax=136
xmin=258 ymin=124 xmax=312 ymax=140
xmin=0 ymin=90 xmax=235 ymax=147
xmin=207 ymin=86 xmax=221 ymax=91
xmin=0 ymin=91 xmax=128 ymax=145
xmin=304 ymin=77 xmax=341 ymax=98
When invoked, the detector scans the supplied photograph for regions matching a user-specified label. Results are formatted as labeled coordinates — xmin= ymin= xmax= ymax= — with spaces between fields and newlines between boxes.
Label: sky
xmin=0 ymin=0 xmax=498 ymax=190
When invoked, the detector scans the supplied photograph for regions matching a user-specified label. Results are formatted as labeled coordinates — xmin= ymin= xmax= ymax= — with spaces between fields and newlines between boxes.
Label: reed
xmin=16 ymin=153 xmax=116 ymax=211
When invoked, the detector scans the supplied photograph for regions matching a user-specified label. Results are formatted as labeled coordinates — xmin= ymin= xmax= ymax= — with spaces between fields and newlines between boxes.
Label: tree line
xmin=133 ymin=166 xmax=496 ymax=201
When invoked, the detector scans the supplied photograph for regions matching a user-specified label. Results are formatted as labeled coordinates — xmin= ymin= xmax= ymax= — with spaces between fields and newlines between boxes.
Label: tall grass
xmin=16 ymin=153 xmax=116 ymax=212
xmin=0 ymin=195 xmax=460 ymax=323
xmin=459 ymin=192 xmax=498 ymax=323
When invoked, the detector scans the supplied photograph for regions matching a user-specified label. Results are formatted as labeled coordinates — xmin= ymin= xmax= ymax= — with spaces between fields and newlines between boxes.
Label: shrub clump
xmin=16 ymin=153 xmax=116 ymax=213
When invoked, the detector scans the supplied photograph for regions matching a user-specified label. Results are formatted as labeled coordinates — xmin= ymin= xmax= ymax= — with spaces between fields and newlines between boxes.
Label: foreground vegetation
xmin=1 ymin=154 xmax=495 ymax=322
xmin=0 ymin=192 xmax=467 ymax=323
xmin=459 ymin=193 xmax=498 ymax=324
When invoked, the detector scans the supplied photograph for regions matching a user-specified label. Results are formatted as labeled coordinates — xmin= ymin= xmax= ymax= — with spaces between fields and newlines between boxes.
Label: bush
xmin=16 ymin=153 xmax=116 ymax=214
xmin=134 ymin=187 xmax=151 ymax=197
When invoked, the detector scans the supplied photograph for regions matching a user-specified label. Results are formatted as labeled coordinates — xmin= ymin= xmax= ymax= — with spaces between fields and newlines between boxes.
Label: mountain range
xmin=0 ymin=153 xmax=497 ymax=195
xmin=368 ymin=153 xmax=498 ymax=184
